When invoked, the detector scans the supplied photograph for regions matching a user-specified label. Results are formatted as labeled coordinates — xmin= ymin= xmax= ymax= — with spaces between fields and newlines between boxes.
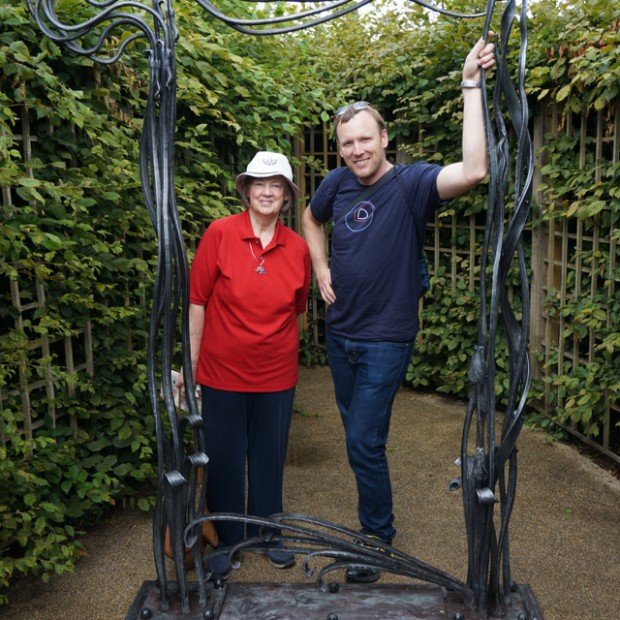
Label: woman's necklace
xmin=248 ymin=242 xmax=266 ymax=275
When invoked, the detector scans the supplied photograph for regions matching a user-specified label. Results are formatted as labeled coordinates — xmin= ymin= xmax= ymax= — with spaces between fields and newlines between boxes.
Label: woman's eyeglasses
xmin=335 ymin=101 xmax=370 ymax=118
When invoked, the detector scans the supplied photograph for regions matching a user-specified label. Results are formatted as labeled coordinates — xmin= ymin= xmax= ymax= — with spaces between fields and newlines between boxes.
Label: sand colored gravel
xmin=2 ymin=366 xmax=619 ymax=619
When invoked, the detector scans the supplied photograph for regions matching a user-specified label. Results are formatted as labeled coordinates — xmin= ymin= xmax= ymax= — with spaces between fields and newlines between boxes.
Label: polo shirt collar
xmin=239 ymin=208 xmax=286 ymax=248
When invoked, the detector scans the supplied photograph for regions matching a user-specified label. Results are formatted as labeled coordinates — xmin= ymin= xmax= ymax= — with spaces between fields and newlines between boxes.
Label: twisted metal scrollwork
xmin=454 ymin=1 xmax=533 ymax=613
xmin=27 ymin=0 xmax=534 ymax=616
xmin=187 ymin=513 xmax=476 ymax=606
xmin=26 ymin=1 xmax=208 ymax=613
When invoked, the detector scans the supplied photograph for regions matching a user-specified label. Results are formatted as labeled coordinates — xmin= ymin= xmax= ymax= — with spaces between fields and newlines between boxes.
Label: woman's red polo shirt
xmin=189 ymin=210 xmax=311 ymax=392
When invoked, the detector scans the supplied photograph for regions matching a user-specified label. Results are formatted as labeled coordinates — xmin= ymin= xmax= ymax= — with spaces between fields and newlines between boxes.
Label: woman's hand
xmin=173 ymin=367 xmax=200 ymax=410
xmin=175 ymin=367 xmax=187 ymax=391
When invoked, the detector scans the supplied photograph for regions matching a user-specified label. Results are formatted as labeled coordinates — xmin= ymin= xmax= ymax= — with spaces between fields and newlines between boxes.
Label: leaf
xmin=138 ymin=498 xmax=151 ymax=512
xmin=86 ymin=438 xmax=110 ymax=452
xmin=17 ymin=176 xmax=40 ymax=188
xmin=113 ymin=463 xmax=132 ymax=477
xmin=556 ymin=85 xmax=571 ymax=101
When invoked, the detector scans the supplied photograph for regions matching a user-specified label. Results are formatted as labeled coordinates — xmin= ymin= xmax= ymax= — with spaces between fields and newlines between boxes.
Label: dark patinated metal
xmin=127 ymin=581 xmax=542 ymax=619
xmin=26 ymin=1 xmax=536 ymax=618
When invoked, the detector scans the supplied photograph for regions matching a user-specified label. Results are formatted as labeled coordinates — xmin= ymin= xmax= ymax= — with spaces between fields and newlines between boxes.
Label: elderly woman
xmin=181 ymin=151 xmax=310 ymax=580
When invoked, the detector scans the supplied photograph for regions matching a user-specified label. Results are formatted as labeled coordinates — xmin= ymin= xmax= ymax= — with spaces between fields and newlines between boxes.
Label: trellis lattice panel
xmin=0 ymin=98 xmax=95 ymax=446
xmin=530 ymin=100 xmax=619 ymax=462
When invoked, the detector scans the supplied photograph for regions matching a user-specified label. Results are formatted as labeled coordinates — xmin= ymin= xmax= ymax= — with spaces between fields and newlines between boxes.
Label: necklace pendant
xmin=255 ymin=265 xmax=266 ymax=275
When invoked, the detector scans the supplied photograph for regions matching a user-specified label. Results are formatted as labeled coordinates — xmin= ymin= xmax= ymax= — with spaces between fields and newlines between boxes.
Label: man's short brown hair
xmin=333 ymin=102 xmax=387 ymax=141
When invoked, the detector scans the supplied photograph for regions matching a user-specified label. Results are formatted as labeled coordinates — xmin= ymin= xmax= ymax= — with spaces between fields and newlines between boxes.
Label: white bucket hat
xmin=235 ymin=151 xmax=300 ymax=203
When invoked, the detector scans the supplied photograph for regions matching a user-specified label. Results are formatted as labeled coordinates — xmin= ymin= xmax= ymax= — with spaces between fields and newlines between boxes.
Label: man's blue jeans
xmin=326 ymin=331 xmax=414 ymax=543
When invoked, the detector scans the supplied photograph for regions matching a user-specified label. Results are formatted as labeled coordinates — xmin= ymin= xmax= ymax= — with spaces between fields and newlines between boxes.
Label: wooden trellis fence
xmin=0 ymin=101 xmax=94 ymax=448
xmin=1 ymin=99 xmax=618 ymax=463
xmin=530 ymin=100 xmax=619 ymax=462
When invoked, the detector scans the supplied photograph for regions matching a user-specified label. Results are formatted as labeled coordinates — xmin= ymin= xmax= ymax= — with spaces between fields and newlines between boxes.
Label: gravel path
xmin=3 ymin=366 xmax=619 ymax=619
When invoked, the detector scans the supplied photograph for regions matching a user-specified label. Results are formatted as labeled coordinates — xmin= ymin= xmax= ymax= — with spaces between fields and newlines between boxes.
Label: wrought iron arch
xmin=26 ymin=1 xmax=534 ymax=617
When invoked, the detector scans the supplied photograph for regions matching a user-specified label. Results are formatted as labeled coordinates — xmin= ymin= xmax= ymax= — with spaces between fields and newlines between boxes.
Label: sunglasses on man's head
xmin=334 ymin=101 xmax=370 ymax=118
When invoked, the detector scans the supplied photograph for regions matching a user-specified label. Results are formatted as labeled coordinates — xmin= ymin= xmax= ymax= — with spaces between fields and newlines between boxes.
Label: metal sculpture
xmin=26 ymin=0 xmax=534 ymax=617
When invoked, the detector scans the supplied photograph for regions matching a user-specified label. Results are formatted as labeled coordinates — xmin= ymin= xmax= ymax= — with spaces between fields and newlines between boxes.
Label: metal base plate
xmin=127 ymin=581 xmax=543 ymax=619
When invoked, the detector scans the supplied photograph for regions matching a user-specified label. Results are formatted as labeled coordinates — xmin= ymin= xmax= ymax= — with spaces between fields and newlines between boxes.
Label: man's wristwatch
xmin=461 ymin=80 xmax=482 ymax=89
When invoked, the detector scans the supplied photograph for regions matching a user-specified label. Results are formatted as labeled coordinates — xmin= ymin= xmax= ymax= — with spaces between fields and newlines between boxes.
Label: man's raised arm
xmin=437 ymin=36 xmax=496 ymax=201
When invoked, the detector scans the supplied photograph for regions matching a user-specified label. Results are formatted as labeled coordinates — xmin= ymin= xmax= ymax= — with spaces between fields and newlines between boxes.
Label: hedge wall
xmin=1 ymin=0 xmax=618 ymax=603
xmin=0 ymin=0 xmax=329 ymax=601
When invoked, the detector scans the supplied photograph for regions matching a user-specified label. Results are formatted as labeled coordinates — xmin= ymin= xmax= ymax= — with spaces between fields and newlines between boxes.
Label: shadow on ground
xmin=2 ymin=366 xmax=619 ymax=619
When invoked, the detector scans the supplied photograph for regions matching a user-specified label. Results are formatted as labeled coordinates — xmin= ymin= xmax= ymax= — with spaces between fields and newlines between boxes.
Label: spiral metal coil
xmin=26 ymin=1 xmax=533 ymax=615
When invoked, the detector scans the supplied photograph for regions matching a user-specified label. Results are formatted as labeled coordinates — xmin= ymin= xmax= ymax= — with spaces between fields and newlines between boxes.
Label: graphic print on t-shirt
xmin=344 ymin=200 xmax=375 ymax=233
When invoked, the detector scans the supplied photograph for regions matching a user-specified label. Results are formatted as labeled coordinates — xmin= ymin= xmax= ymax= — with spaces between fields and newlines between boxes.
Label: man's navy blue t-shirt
xmin=310 ymin=162 xmax=442 ymax=342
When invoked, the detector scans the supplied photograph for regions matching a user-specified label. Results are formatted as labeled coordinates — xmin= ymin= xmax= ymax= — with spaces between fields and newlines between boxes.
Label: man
xmin=301 ymin=37 xmax=495 ymax=583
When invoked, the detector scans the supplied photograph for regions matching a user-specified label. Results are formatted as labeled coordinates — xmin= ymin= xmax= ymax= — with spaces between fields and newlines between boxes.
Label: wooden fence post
xmin=530 ymin=102 xmax=547 ymax=384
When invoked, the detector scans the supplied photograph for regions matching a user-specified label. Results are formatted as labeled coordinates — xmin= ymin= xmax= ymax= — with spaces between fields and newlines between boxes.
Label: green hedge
xmin=0 ymin=0 xmax=329 ymax=602
xmin=1 ymin=0 xmax=618 ymax=603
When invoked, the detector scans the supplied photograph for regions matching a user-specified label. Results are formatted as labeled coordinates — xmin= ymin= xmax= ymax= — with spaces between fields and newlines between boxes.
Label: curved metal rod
xmin=185 ymin=512 xmax=475 ymax=606
xmin=193 ymin=0 xmax=376 ymax=36
xmin=192 ymin=0 xmax=492 ymax=36
xmin=62 ymin=22 xmax=146 ymax=65
xmin=28 ymin=0 xmax=160 ymax=56
xmin=195 ymin=0 xmax=359 ymax=27
xmin=25 ymin=1 xmax=210 ymax=613
xmin=457 ymin=0 xmax=533 ymax=614
xmin=38 ymin=0 xmax=163 ymax=34
xmin=404 ymin=0 xmax=487 ymax=19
